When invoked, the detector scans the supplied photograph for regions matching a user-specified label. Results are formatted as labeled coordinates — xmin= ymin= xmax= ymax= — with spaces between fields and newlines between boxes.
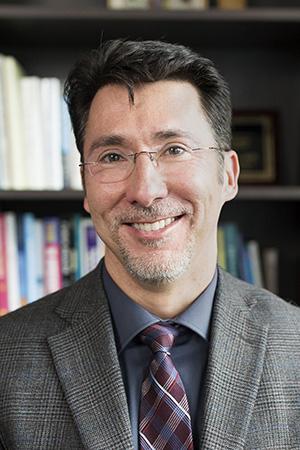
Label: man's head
xmin=64 ymin=39 xmax=232 ymax=165
xmin=64 ymin=40 xmax=239 ymax=296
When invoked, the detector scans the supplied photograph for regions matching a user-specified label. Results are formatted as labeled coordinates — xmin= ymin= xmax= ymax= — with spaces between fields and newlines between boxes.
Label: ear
xmin=83 ymin=196 xmax=90 ymax=214
xmin=222 ymin=150 xmax=240 ymax=202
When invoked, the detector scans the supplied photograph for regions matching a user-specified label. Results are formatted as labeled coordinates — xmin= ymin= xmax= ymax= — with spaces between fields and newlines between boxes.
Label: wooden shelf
xmin=237 ymin=186 xmax=300 ymax=201
xmin=1 ymin=186 xmax=300 ymax=202
xmin=1 ymin=7 xmax=300 ymax=48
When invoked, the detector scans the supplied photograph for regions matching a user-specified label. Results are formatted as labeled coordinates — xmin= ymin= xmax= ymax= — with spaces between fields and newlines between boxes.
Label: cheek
xmin=84 ymin=182 xmax=125 ymax=222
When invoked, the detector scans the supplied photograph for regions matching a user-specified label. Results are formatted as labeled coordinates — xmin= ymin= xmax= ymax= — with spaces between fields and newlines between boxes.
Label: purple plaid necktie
xmin=139 ymin=322 xmax=194 ymax=450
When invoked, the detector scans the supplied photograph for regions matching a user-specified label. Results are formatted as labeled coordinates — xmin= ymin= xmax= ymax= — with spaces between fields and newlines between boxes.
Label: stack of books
xmin=0 ymin=212 xmax=105 ymax=316
xmin=0 ymin=54 xmax=81 ymax=191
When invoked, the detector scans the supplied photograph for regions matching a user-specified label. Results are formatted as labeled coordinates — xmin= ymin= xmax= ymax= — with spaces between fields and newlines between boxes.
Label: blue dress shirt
xmin=102 ymin=263 xmax=217 ymax=449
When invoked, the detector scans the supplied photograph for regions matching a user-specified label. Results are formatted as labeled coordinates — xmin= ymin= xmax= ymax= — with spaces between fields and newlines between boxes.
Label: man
xmin=0 ymin=39 xmax=300 ymax=450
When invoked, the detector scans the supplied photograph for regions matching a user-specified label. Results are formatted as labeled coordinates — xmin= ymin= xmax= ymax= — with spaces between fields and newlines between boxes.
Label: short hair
xmin=64 ymin=39 xmax=232 ymax=162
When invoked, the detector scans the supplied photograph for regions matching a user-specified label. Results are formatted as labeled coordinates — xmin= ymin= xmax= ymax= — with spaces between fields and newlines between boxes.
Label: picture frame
xmin=231 ymin=111 xmax=278 ymax=184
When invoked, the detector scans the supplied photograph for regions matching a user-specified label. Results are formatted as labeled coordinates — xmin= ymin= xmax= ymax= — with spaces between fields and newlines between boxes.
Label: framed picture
xmin=232 ymin=111 xmax=278 ymax=184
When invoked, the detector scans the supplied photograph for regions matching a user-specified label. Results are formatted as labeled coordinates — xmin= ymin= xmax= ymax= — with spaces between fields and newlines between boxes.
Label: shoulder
xmin=218 ymin=268 xmax=300 ymax=332
xmin=0 ymin=264 xmax=105 ymax=340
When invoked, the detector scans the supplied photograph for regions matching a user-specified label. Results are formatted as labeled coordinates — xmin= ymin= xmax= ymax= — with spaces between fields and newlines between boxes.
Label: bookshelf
xmin=1 ymin=1 xmax=300 ymax=305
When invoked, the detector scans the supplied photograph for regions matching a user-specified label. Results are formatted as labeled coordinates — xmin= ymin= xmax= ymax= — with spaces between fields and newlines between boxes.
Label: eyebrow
xmin=88 ymin=135 xmax=126 ymax=154
xmin=87 ymin=129 xmax=196 ymax=156
xmin=153 ymin=129 xmax=195 ymax=142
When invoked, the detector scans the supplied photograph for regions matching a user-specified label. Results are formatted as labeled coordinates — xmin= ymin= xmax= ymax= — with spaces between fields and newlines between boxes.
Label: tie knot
xmin=140 ymin=322 xmax=180 ymax=354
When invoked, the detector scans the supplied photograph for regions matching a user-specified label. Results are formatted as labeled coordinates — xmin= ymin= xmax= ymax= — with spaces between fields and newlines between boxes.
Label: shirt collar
xmin=102 ymin=262 xmax=217 ymax=354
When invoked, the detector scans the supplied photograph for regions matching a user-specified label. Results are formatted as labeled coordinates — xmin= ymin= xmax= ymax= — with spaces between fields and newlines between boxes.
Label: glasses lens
xmin=89 ymin=160 xmax=133 ymax=183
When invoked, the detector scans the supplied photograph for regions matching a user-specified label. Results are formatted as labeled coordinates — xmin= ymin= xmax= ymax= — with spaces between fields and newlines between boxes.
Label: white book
xmin=0 ymin=55 xmax=9 ymax=189
xmin=21 ymin=76 xmax=46 ymax=190
xmin=1 ymin=55 xmax=26 ymax=189
xmin=80 ymin=217 xmax=90 ymax=277
xmin=68 ymin=131 xmax=82 ymax=190
xmin=163 ymin=0 xmax=208 ymax=8
xmin=61 ymin=97 xmax=82 ymax=190
xmin=41 ymin=78 xmax=63 ymax=190
xmin=4 ymin=212 xmax=21 ymax=312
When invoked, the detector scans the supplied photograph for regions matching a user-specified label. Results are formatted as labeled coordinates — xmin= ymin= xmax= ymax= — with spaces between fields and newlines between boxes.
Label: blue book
xmin=224 ymin=222 xmax=240 ymax=278
xmin=22 ymin=212 xmax=39 ymax=303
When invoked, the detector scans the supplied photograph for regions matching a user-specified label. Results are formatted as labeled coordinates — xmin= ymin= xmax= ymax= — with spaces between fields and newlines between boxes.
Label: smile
xmin=131 ymin=217 xmax=176 ymax=232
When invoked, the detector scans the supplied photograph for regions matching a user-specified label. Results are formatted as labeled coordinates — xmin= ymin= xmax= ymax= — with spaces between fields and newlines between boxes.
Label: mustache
xmin=113 ymin=200 xmax=193 ymax=223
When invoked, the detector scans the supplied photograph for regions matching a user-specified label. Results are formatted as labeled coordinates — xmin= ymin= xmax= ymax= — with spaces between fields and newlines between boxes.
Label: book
xmin=107 ymin=0 xmax=150 ymax=8
xmin=217 ymin=0 xmax=247 ymax=9
xmin=61 ymin=97 xmax=82 ymax=190
xmin=162 ymin=0 xmax=208 ymax=8
xmin=44 ymin=217 xmax=63 ymax=295
xmin=263 ymin=247 xmax=279 ymax=295
xmin=247 ymin=240 xmax=264 ymax=288
xmin=217 ymin=225 xmax=227 ymax=270
xmin=20 ymin=76 xmax=46 ymax=190
xmin=0 ymin=213 xmax=8 ymax=316
xmin=223 ymin=222 xmax=240 ymax=278
xmin=1 ymin=55 xmax=26 ymax=189
xmin=22 ymin=212 xmax=42 ymax=303
xmin=41 ymin=78 xmax=64 ymax=190
xmin=60 ymin=218 xmax=76 ymax=287
xmin=4 ymin=212 xmax=22 ymax=312
xmin=0 ymin=55 xmax=9 ymax=190
xmin=238 ymin=235 xmax=253 ymax=284
xmin=35 ymin=218 xmax=45 ymax=299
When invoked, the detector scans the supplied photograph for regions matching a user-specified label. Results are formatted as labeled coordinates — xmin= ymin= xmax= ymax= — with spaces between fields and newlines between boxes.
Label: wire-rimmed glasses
xmin=79 ymin=143 xmax=231 ymax=183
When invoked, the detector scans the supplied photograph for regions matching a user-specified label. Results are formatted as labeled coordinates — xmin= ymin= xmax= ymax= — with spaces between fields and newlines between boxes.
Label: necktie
xmin=139 ymin=322 xmax=194 ymax=450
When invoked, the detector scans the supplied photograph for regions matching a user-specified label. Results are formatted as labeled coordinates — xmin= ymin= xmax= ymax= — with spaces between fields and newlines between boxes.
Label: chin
xmin=119 ymin=248 xmax=193 ymax=286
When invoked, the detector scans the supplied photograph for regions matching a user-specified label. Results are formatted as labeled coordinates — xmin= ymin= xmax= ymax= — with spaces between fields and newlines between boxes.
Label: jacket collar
xmin=198 ymin=267 xmax=269 ymax=449
xmin=47 ymin=264 xmax=134 ymax=450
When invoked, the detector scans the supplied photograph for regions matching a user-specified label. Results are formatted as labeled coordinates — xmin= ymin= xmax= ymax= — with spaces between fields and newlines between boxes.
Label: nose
xmin=125 ymin=152 xmax=168 ymax=207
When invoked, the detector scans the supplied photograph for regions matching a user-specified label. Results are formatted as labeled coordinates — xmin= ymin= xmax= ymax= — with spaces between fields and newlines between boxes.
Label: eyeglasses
xmin=79 ymin=144 xmax=230 ymax=184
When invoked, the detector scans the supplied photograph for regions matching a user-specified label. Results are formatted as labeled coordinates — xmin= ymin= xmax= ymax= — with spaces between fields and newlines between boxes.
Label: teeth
xmin=132 ymin=217 xmax=176 ymax=232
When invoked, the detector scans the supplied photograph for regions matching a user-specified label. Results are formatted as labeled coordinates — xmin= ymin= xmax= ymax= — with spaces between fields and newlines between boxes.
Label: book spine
xmin=0 ymin=55 xmax=9 ymax=190
xmin=21 ymin=76 xmax=45 ymax=190
xmin=61 ymin=97 xmax=82 ymax=190
xmin=217 ymin=225 xmax=227 ymax=270
xmin=2 ymin=55 xmax=26 ymax=189
xmin=263 ymin=247 xmax=279 ymax=295
xmin=41 ymin=78 xmax=63 ymax=190
xmin=4 ymin=212 xmax=22 ymax=312
xmin=224 ymin=222 xmax=240 ymax=278
xmin=0 ymin=213 xmax=8 ymax=316
xmin=60 ymin=218 xmax=76 ymax=287
xmin=247 ymin=240 xmax=264 ymax=288
xmin=23 ymin=212 xmax=41 ymax=303
xmin=44 ymin=217 xmax=63 ymax=294
xmin=162 ymin=0 xmax=208 ymax=8
xmin=217 ymin=0 xmax=246 ymax=8
xmin=35 ymin=218 xmax=45 ymax=299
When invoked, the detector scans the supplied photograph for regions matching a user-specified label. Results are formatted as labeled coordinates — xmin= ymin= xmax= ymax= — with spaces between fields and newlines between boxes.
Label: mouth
xmin=126 ymin=215 xmax=183 ymax=232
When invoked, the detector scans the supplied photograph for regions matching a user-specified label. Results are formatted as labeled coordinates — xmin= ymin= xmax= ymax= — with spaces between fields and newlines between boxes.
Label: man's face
xmin=83 ymin=80 xmax=238 ymax=286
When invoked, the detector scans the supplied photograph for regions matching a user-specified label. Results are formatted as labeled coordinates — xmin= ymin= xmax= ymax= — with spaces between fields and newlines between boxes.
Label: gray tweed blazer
xmin=0 ymin=265 xmax=300 ymax=450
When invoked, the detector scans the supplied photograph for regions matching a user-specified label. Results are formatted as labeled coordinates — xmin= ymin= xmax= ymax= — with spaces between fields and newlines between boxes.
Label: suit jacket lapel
xmin=199 ymin=269 xmax=269 ymax=449
xmin=47 ymin=265 xmax=133 ymax=450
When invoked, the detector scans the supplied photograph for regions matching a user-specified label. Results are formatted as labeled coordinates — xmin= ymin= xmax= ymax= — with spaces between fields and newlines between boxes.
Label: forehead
xmin=84 ymin=80 xmax=214 ymax=151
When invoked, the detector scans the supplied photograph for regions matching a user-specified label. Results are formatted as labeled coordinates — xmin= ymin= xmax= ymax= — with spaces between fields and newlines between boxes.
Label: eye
xmin=164 ymin=145 xmax=189 ymax=157
xmin=97 ymin=151 xmax=127 ymax=164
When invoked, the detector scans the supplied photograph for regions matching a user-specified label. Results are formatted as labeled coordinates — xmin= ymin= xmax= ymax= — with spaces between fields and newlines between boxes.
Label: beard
xmin=108 ymin=200 xmax=195 ymax=286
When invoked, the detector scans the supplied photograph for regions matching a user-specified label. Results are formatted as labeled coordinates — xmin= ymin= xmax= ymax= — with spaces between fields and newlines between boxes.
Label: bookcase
xmin=1 ymin=0 xmax=300 ymax=305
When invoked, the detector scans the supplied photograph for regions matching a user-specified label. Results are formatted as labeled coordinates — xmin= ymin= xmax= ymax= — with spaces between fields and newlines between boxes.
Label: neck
xmin=104 ymin=254 xmax=217 ymax=319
